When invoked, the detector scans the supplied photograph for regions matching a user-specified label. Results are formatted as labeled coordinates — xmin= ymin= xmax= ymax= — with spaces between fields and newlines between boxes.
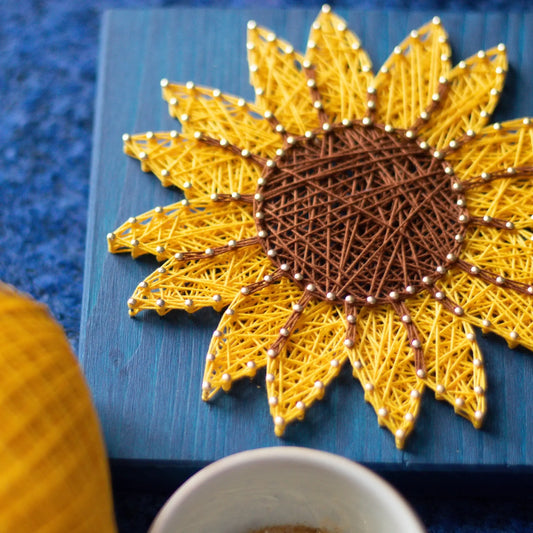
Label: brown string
xmin=460 ymin=166 xmax=533 ymax=190
xmin=343 ymin=301 xmax=358 ymax=343
xmin=428 ymin=285 xmax=460 ymax=315
xmin=269 ymin=289 xmax=313 ymax=355
xmin=468 ymin=215 xmax=516 ymax=230
xmin=391 ymin=301 xmax=425 ymax=372
xmin=255 ymin=122 xmax=464 ymax=305
xmin=410 ymin=80 xmax=450 ymax=134
xmin=303 ymin=65 xmax=329 ymax=126
xmin=456 ymin=258 xmax=533 ymax=296
xmin=214 ymin=193 xmax=254 ymax=203
xmin=240 ymin=265 xmax=286 ymax=295
xmin=197 ymin=134 xmax=267 ymax=167
xmin=175 ymin=236 xmax=260 ymax=261
xmin=365 ymin=90 xmax=377 ymax=122
xmin=263 ymin=114 xmax=289 ymax=141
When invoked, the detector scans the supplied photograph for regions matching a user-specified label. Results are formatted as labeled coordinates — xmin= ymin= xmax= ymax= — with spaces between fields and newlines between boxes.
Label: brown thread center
xmin=254 ymin=123 xmax=465 ymax=306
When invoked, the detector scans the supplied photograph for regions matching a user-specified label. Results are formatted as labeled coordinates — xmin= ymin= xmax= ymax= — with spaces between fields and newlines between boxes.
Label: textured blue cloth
xmin=1 ymin=1 xmax=533 ymax=531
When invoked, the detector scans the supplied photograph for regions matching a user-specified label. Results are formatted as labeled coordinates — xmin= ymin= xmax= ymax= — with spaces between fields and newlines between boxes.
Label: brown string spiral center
xmin=254 ymin=123 xmax=465 ymax=306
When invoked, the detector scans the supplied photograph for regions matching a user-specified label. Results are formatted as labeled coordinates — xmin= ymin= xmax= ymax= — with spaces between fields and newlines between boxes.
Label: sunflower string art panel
xmin=82 ymin=7 xmax=533 ymax=464
xmin=105 ymin=7 xmax=533 ymax=450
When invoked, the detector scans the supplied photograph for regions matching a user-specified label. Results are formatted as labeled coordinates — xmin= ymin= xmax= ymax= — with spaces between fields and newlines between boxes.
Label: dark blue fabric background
xmin=2 ymin=1 xmax=533 ymax=531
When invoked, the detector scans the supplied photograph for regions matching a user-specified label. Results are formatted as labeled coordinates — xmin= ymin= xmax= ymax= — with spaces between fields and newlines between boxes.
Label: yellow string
xmin=418 ymin=46 xmax=507 ymax=149
xmin=204 ymin=277 xmax=303 ymax=398
xmin=128 ymin=245 xmax=271 ymax=316
xmin=373 ymin=19 xmax=450 ymax=129
xmin=110 ymin=9 xmax=533 ymax=448
xmin=248 ymin=25 xmax=320 ymax=134
xmin=351 ymin=305 xmax=424 ymax=448
xmin=108 ymin=199 xmax=257 ymax=261
xmin=123 ymin=131 xmax=262 ymax=197
xmin=267 ymin=299 xmax=347 ymax=437
xmin=306 ymin=10 xmax=373 ymax=123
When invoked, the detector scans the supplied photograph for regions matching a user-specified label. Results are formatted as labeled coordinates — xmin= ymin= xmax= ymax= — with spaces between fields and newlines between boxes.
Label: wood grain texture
xmin=80 ymin=8 xmax=533 ymax=468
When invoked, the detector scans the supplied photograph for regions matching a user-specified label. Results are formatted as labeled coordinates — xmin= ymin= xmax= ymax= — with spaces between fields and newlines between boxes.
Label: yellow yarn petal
xmin=108 ymin=199 xmax=256 ymax=260
xmin=373 ymin=18 xmax=450 ymax=129
xmin=467 ymin=180 xmax=533 ymax=231
xmin=248 ymin=24 xmax=319 ymax=134
xmin=203 ymin=277 xmax=302 ymax=399
xmin=306 ymin=10 xmax=373 ymax=123
xmin=266 ymin=300 xmax=347 ymax=437
xmin=407 ymin=294 xmax=487 ymax=428
xmin=161 ymin=83 xmax=280 ymax=159
xmin=128 ymin=244 xmax=271 ymax=315
xmin=466 ymin=182 xmax=533 ymax=227
xmin=0 ymin=285 xmax=116 ymax=533
xmin=447 ymin=119 xmax=533 ymax=182
xmin=123 ymin=132 xmax=262 ymax=197
xmin=461 ymin=225 xmax=533 ymax=284
xmin=440 ymin=269 xmax=533 ymax=351
xmin=350 ymin=305 xmax=424 ymax=449
xmin=418 ymin=45 xmax=507 ymax=150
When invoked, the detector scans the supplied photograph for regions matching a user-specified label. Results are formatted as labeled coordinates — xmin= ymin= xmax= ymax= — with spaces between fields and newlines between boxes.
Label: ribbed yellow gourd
xmin=0 ymin=284 xmax=116 ymax=532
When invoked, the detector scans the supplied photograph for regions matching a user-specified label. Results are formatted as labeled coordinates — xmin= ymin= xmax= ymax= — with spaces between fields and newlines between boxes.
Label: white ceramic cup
xmin=149 ymin=447 xmax=425 ymax=533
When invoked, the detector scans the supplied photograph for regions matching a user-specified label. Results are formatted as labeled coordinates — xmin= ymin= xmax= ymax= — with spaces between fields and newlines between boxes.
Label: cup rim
xmin=149 ymin=446 xmax=425 ymax=533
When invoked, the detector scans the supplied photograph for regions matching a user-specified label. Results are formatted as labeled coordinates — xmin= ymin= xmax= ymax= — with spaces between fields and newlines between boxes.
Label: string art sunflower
xmin=108 ymin=6 xmax=533 ymax=449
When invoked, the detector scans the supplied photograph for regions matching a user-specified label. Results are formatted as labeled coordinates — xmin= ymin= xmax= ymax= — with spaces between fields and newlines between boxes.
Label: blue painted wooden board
xmin=80 ymin=8 xmax=533 ymax=470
